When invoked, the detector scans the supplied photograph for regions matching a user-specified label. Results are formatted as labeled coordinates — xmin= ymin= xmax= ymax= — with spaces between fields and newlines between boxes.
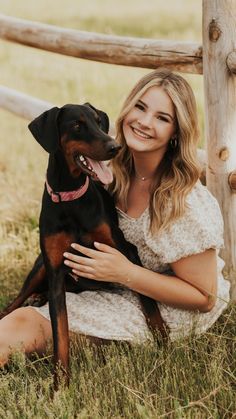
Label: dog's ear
xmin=28 ymin=107 xmax=61 ymax=153
xmin=84 ymin=102 xmax=110 ymax=134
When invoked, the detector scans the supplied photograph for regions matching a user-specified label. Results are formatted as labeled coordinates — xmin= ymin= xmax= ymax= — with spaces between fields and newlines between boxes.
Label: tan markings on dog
xmin=62 ymin=139 xmax=97 ymax=157
xmin=44 ymin=233 xmax=74 ymax=268
xmin=61 ymin=138 xmax=107 ymax=162
xmin=61 ymin=138 xmax=106 ymax=177
xmin=60 ymin=138 xmax=82 ymax=177
xmin=26 ymin=264 xmax=46 ymax=291
xmin=55 ymin=309 xmax=69 ymax=368
xmin=84 ymin=222 xmax=116 ymax=247
xmin=0 ymin=263 xmax=47 ymax=318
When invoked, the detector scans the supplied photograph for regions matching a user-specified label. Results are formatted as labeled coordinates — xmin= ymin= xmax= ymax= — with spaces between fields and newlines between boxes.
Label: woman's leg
xmin=0 ymin=307 xmax=52 ymax=367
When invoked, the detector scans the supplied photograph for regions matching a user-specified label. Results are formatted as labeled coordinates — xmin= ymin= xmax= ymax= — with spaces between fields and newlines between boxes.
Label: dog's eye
xmin=74 ymin=122 xmax=80 ymax=130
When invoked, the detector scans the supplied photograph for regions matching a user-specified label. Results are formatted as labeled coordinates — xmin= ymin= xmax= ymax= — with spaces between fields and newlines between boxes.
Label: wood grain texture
xmin=0 ymin=14 xmax=202 ymax=74
xmin=203 ymin=0 xmax=236 ymax=295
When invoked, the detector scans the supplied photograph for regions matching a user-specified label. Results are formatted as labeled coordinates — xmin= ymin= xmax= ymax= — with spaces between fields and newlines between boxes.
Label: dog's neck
xmin=45 ymin=176 xmax=89 ymax=203
xmin=47 ymin=152 xmax=86 ymax=192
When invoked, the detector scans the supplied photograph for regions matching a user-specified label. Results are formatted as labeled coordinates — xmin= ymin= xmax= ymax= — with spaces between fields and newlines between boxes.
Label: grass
xmin=0 ymin=0 xmax=235 ymax=417
xmin=0 ymin=313 xmax=235 ymax=417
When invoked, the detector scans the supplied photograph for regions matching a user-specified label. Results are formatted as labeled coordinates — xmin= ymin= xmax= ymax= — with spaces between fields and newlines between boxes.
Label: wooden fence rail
xmin=0 ymin=85 xmax=117 ymax=137
xmin=0 ymin=14 xmax=202 ymax=74
xmin=0 ymin=86 xmax=53 ymax=121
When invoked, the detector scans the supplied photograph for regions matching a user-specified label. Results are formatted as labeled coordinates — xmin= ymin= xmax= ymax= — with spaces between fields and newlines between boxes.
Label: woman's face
xmin=122 ymin=86 xmax=176 ymax=156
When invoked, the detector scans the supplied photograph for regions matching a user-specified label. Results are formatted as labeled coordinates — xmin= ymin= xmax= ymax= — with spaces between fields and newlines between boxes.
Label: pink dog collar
xmin=45 ymin=176 xmax=89 ymax=203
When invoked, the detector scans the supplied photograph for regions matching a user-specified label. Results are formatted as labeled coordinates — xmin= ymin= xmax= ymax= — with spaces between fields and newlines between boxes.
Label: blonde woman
xmin=0 ymin=69 xmax=230 ymax=365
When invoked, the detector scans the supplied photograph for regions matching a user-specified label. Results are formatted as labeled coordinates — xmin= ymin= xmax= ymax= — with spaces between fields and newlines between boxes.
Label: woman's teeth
xmin=132 ymin=127 xmax=152 ymax=139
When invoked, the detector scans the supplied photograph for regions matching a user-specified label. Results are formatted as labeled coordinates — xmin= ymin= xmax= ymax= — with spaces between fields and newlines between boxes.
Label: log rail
xmin=0 ymin=14 xmax=202 ymax=74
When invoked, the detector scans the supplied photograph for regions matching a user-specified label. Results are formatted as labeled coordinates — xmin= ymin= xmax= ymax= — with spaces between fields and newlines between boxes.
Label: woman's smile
xmin=130 ymin=125 xmax=153 ymax=140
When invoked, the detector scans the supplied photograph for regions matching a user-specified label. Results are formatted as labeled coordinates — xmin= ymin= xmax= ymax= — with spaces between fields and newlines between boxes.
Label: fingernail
xmin=63 ymin=252 xmax=68 ymax=257
xmin=71 ymin=243 xmax=76 ymax=248
xmin=64 ymin=260 xmax=69 ymax=265
xmin=94 ymin=241 xmax=100 ymax=246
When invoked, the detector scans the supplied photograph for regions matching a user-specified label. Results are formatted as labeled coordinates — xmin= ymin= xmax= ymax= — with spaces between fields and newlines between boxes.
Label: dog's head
xmin=28 ymin=103 xmax=121 ymax=184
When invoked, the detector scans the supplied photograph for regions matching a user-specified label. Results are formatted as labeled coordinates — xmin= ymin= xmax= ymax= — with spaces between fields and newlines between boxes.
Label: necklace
xmin=134 ymin=172 xmax=153 ymax=181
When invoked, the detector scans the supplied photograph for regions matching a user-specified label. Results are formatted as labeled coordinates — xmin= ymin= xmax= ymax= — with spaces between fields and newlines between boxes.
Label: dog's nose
xmin=107 ymin=144 xmax=122 ymax=157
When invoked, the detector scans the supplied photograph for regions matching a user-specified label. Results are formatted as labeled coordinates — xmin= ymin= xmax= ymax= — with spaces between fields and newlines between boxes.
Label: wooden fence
xmin=0 ymin=0 xmax=236 ymax=296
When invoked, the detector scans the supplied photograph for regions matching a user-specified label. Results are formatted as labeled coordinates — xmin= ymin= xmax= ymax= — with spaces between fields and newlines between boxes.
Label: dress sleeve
xmin=143 ymin=182 xmax=224 ymax=265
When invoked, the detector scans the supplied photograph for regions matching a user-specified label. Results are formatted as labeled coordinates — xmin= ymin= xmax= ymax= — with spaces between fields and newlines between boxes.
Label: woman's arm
xmin=170 ymin=249 xmax=217 ymax=311
xmin=64 ymin=244 xmax=217 ymax=313
xmin=124 ymin=248 xmax=217 ymax=312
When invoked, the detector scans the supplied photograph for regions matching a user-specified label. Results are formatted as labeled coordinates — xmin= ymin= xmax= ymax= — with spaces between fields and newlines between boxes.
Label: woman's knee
xmin=4 ymin=307 xmax=40 ymax=326
xmin=0 ymin=307 xmax=52 ymax=364
xmin=2 ymin=307 xmax=52 ymax=338
xmin=7 ymin=307 xmax=34 ymax=322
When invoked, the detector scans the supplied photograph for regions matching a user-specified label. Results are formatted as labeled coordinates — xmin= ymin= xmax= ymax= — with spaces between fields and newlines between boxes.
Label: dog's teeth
xmin=78 ymin=155 xmax=92 ymax=170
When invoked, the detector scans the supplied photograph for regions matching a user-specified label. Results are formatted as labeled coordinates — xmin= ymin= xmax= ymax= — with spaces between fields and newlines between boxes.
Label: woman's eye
xmin=135 ymin=103 xmax=145 ymax=111
xmin=157 ymin=116 xmax=169 ymax=123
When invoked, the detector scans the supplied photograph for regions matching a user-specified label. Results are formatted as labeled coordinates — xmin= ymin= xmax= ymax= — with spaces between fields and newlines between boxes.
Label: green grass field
xmin=0 ymin=1 xmax=236 ymax=417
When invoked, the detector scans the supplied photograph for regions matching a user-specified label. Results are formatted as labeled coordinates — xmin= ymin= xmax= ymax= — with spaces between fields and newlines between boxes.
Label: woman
xmin=0 ymin=69 xmax=230 ymax=365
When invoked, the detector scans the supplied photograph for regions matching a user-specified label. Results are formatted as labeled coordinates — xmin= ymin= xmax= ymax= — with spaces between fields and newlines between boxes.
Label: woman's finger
xmin=94 ymin=242 xmax=120 ymax=254
xmin=71 ymin=243 xmax=101 ymax=258
xmin=63 ymin=252 xmax=95 ymax=266
xmin=72 ymin=269 xmax=95 ymax=279
xmin=64 ymin=259 xmax=94 ymax=272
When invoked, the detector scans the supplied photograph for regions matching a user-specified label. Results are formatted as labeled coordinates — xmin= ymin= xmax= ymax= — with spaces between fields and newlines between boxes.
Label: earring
xmin=170 ymin=136 xmax=178 ymax=148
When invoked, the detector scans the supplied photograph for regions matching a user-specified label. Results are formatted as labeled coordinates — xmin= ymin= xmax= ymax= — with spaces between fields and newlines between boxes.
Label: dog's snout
xmin=107 ymin=144 xmax=122 ymax=157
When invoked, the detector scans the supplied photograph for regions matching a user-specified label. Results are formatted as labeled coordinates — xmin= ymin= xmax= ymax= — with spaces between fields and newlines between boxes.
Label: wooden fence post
xmin=203 ymin=0 xmax=236 ymax=297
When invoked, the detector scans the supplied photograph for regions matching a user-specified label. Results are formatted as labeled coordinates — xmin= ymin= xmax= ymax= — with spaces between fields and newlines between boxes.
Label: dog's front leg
xmin=0 ymin=254 xmax=47 ymax=319
xmin=42 ymin=232 xmax=74 ymax=390
xmin=48 ymin=266 xmax=69 ymax=390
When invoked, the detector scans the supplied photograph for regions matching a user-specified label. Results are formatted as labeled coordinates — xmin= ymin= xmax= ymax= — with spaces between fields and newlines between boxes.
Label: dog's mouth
xmin=74 ymin=154 xmax=113 ymax=185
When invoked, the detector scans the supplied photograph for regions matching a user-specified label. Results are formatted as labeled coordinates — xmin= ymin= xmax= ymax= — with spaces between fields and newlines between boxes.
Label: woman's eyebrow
xmin=137 ymin=99 xmax=174 ymax=121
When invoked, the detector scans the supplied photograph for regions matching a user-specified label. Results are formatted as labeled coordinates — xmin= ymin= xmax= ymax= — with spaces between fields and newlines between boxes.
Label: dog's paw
xmin=24 ymin=293 xmax=48 ymax=307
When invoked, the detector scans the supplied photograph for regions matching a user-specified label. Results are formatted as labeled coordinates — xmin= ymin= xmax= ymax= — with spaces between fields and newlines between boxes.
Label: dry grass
xmin=0 ymin=313 xmax=235 ymax=417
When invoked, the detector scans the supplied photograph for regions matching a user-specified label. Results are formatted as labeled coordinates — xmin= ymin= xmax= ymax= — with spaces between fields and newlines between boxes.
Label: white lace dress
xmin=33 ymin=182 xmax=230 ymax=342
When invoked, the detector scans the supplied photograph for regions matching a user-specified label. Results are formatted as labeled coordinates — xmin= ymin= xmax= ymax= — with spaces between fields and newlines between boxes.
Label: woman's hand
xmin=63 ymin=242 xmax=135 ymax=285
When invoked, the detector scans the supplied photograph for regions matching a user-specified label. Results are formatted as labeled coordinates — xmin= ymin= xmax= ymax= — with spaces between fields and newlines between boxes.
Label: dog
xmin=0 ymin=103 xmax=165 ymax=389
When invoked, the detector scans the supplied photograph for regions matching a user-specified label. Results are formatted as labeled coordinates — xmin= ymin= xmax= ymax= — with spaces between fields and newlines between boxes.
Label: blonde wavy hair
xmin=109 ymin=69 xmax=201 ymax=235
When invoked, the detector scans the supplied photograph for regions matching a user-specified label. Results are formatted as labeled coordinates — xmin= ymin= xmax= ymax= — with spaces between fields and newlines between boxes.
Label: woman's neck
xmin=132 ymin=151 xmax=164 ymax=181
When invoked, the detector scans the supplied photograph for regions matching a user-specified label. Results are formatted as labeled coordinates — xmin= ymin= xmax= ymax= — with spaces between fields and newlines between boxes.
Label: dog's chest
xmin=79 ymin=221 xmax=115 ymax=248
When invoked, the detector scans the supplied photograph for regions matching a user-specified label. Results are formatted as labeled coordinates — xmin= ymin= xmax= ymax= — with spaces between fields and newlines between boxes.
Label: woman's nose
xmin=137 ymin=112 xmax=153 ymax=128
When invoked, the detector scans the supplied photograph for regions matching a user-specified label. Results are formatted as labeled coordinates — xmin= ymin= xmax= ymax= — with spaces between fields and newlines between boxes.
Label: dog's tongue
xmin=86 ymin=158 xmax=113 ymax=185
